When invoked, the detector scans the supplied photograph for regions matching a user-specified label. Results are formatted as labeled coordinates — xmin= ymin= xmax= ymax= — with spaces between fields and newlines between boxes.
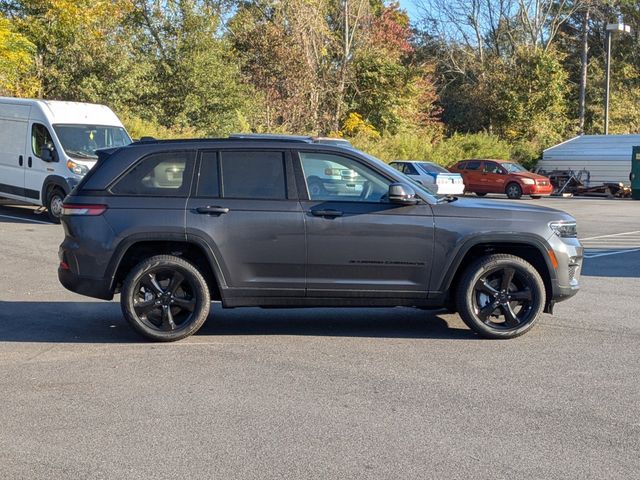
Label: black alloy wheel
xmin=456 ymin=254 xmax=545 ymax=339
xmin=473 ymin=267 xmax=535 ymax=329
xmin=121 ymin=255 xmax=210 ymax=341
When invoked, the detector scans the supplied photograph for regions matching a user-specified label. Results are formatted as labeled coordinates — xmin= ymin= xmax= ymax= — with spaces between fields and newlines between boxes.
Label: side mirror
xmin=388 ymin=183 xmax=419 ymax=205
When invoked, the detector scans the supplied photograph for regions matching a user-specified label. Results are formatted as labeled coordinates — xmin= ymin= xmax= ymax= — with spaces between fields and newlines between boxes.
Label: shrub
xmin=430 ymin=132 xmax=511 ymax=166
xmin=119 ymin=113 xmax=201 ymax=140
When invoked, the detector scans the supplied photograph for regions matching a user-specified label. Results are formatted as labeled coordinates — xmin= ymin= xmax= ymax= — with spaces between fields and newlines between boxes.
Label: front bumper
xmin=547 ymin=235 xmax=583 ymax=307
xmin=523 ymin=183 xmax=553 ymax=196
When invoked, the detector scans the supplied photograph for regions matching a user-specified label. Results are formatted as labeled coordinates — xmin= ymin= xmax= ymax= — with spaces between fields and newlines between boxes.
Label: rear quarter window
xmin=110 ymin=151 xmax=195 ymax=196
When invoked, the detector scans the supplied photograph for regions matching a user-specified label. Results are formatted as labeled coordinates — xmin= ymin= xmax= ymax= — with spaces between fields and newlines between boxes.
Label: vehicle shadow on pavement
xmin=0 ymin=302 xmax=474 ymax=343
xmin=0 ymin=205 xmax=54 ymax=224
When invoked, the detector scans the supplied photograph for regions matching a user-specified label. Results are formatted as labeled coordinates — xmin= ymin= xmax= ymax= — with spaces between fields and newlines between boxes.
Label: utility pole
xmin=578 ymin=7 xmax=590 ymax=135
xmin=604 ymin=23 xmax=631 ymax=135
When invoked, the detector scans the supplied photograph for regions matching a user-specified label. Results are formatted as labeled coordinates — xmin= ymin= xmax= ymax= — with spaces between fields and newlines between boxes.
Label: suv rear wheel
xmin=121 ymin=255 xmax=211 ymax=341
xmin=455 ymin=254 xmax=545 ymax=339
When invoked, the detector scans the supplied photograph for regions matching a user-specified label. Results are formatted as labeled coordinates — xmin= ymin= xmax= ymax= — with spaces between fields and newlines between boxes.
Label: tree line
xmin=1 ymin=0 xmax=638 ymax=166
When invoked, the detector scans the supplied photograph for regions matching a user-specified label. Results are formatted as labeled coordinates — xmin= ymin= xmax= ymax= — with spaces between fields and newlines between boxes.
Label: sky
xmin=398 ymin=0 xmax=421 ymax=23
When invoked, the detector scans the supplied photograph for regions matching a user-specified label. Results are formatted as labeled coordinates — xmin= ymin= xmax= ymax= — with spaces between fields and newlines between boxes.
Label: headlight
xmin=66 ymin=159 xmax=89 ymax=176
xmin=521 ymin=178 xmax=535 ymax=185
xmin=549 ymin=221 xmax=577 ymax=238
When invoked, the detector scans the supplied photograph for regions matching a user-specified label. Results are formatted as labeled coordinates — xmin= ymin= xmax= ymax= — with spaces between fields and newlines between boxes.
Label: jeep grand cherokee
xmin=58 ymin=135 xmax=582 ymax=341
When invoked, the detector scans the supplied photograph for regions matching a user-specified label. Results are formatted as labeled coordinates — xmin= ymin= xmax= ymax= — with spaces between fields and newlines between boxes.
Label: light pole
xmin=604 ymin=23 xmax=631 ymax=135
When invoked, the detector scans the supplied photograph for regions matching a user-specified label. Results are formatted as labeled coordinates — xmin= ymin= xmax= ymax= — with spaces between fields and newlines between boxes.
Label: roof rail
xmin=228 ymin=133 xmax=313 ymax=143
xmin=130 ymin=134 xmax=318 ymax=146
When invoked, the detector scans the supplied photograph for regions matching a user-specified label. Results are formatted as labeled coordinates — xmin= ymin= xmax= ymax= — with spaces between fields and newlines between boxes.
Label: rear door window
xmin=465 ymin=161 xmax=481 ymax=171
xmin=220 ymin=151 xmax=286 ymax=200
xmin=111 ymin=151 xmax=195 ymax=196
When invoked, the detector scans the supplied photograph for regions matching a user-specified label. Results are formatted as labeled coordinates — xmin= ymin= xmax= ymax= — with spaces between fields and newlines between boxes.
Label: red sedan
xmin=449 ymin=159 xmax=553 ymax=199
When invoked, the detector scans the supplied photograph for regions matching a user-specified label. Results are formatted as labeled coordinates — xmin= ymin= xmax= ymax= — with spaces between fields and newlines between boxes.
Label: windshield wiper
xmin=66 ymin=150 xmax=97 ymax=159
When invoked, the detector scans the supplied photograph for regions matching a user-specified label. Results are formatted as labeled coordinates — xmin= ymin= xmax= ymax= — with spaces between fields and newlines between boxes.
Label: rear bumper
xmin=58 ymin=266 xmax=113 ymax=300
xmin=436 ymin=183 xmax=465 ymax=195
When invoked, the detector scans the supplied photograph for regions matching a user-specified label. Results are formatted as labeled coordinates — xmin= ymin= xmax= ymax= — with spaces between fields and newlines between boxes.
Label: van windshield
xmin=53 ymin=124 xmax=132 ymax=160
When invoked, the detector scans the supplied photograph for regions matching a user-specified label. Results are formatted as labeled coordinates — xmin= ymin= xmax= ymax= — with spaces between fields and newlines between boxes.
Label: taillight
xmin=62 ymin=204 xmax=107 ymax=216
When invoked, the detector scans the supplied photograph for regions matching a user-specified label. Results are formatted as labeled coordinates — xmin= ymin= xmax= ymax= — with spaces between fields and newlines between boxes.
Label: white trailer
xmin=537 ymin=134 xmax=639 ymax=185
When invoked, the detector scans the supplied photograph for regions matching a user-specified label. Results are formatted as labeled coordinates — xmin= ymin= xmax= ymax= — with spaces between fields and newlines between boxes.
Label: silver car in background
xmin=390 ymin=160 xmax=465 ymax=195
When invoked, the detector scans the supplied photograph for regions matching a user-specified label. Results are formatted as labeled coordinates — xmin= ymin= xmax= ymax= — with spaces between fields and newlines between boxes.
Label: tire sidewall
xmin=121 ymin=256 xmax=211 ymax=341
xmin=457 ymin=255 xmax=545 ymax=339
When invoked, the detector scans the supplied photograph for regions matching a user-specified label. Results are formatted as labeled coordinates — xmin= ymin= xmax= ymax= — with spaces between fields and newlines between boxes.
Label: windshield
xmin=501 ymin=162 xmax=527 ymax=173
xmin=417 ymin=162 xmax=449 ymax=174
xmin=356 ymin=150 xmax=439 ymax=202
xmin=53 ymin=124 xmax=132 ymax=160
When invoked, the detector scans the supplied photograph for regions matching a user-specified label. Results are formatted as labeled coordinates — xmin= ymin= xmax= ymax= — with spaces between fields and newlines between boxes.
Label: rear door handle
xmin=28 ymin=157 xmax=32 ymax=168
xmin=311 ymin=209 xmax=343 ymax=218
xmin=18 ymin=155 xmax=23 ymax=166
xmin=195 ymin=206 xmax=229 ymax=215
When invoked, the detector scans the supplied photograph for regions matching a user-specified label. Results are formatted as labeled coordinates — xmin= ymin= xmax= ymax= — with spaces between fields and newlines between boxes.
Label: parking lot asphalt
xmin=1 ymin=197 xmax=639 ymax=479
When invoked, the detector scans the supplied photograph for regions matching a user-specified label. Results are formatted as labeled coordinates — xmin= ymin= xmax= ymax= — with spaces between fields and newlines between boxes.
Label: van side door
xmin=0 ymin=104 xmax=30 ymax=201
xmin=24 ymin=122 xmax=57 ymax=204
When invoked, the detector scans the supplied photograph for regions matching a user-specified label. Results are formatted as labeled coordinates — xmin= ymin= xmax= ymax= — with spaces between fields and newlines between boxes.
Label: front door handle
xmin=18 ymin=155 xmax=23 ymax=166
xmin=195 ymin=206 xmax=229 ymax=215
xmin=311 ymin=209 xmax=343 ymax=218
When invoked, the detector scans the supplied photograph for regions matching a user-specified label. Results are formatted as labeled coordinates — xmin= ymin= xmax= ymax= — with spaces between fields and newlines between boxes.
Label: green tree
xmin=136 ymin=0 xmax=258 ymax=135
xmin=483 ymin=48 xmax=569 ymax=146
xmin=0 ymin=15 xmax=39 ymax=95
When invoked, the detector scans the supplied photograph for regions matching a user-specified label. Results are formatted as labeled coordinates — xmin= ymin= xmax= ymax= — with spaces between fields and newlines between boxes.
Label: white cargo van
xmin=0 ymin=97 xmax=131 ymax=222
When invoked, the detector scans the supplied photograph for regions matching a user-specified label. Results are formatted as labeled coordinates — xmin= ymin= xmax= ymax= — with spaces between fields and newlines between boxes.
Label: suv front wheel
xmin=121 ymin=255 xmax=211 ymax=341
xmin=456 ymin=254 xmax=545 ymax=339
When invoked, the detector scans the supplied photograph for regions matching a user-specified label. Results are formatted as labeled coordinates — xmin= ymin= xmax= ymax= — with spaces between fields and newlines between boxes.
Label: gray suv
xmin=58 ymin=136 xmax=582 ymax=341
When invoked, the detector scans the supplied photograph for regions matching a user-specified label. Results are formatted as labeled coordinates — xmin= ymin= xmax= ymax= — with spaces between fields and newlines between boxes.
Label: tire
xmin=505 ymin=182 xmax=522 ymax=199
xmin=455 ymin=254 xmax=546 ymax=339
xmin=475 ymin=192 xmax=487 ymax=197
xmin=46 ymin=187 xmax=65 ymax=223
xmin=120 ymin=255 xmax=211 ymax=342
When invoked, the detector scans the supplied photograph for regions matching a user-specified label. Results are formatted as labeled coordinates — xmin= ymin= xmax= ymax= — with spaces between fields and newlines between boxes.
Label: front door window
xmin=299 ymin=152 xmax=391 ymax=202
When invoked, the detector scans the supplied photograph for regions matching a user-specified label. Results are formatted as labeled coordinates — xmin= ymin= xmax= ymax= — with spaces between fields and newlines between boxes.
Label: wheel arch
xmin=41 ymin=175 xmax=83 ymax=208
xmin=108 ymin=235 xmax=225 ymax=302
xmin=439 ymin=236 xmax=556 ymax=312
xmin=505 ymin=180 xmax=523 ymax=191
